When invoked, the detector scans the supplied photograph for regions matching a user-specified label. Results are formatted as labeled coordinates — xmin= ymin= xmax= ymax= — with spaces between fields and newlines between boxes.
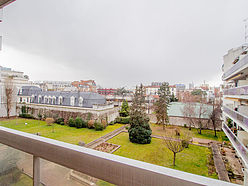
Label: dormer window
xmin=79 ymin=97 xmax=83 ymax=107
xmin=44 ymin=96 xmax=48 ymax=104
xmin=70 ymin=96 xmax=75 ymax=106
xmin=58 ymin=96 xmax=63 ymax=105
xmin=38 ymin=95 xmax=42 ymax=103
xmin=31 ymin=95 xmax=35 ymax=103
xmin=52 ymin=96 xmax=56 ymax=104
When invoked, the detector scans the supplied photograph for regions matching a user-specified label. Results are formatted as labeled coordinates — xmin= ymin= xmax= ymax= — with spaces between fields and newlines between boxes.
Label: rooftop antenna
xmin=244 ymin=18 xmax=248 ymax=43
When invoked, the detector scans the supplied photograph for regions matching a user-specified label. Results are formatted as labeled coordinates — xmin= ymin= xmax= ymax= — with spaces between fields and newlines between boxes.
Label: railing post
xmin=244 ymin=168 xmax=248 ymax=186
xmin=33 ymin=156 xmax=40 ymax=186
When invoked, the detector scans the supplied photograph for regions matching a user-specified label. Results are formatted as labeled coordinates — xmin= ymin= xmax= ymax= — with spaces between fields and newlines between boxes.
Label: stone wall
xmin=17 ymin=103 xmax=119 ymax=123
xmin=149 ymin=114 xmax=222 ymax=130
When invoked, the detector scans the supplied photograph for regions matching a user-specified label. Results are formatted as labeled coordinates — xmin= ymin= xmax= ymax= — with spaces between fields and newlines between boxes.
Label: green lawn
xmin=108 ymin=133 xmax=218 ymax=179
xmin=151 ymin=123 xmax=228 ymax=142
xmin=0 ymin=119 xmax=123 ymax=145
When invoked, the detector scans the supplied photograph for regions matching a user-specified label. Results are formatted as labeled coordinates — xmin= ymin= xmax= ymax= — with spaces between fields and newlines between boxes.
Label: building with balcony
xmin=97 ymin=88 xmax=117 ymax=96
xmin=222 ymin=44 xmax=248 ymax=175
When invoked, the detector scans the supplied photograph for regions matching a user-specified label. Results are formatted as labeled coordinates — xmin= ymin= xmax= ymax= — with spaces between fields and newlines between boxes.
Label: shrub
xmin=21 ymin=105 xmax=27 ymax=114
xmin=60 ymin=122 xmax=64 ymax=125
xmin=75 ymin=117 xmax=83 ymax=128
xmin=109 ymin=121 xmax=115 ymax=125
xmin=120 ymin=116 xmax=130 ymax=124
xmin=87 ymin=120 xmax=95 ymax=129
xmin=182 ymin=140 xmax=189 ymax=148
xmin=128 ymin=124 xmax=152 ymax=144
xmin=101 ymin=120 xmax=107 ymax=128
xmin=68 ymin=117 xmax=75 ymax=127
xmin=43 ymin=114 xmax=47 ymax=120
xmin=19 ymin=113 xmax=34 ymax=119
xmin=114 ymin=116 xmax=130 ymax=124
xmin=114 ymin=117 xmax=121 ymax=124
xmin=37 ymin=113 xmax=42 ymax=120
xmin=184 ymin=124 xmax=187 ymax=128
xmin=45 ymin=118 xmax=54 ymax=126
xmin=94 ymin=122 xmax=104 ymax=131
xmin=81 ymin=119 xmax=87 ymax=128
xmin=55 ymin=118 xmax=64 ymax=124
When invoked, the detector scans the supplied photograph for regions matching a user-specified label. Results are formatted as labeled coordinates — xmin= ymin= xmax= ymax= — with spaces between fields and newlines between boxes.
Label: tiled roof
xmin=19 ymin=86 xmax=106 ymax=108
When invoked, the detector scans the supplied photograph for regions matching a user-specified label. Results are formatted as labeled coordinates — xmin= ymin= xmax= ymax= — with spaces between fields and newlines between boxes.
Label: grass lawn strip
xmin=0 ymin=119 xmax=123 ymax=145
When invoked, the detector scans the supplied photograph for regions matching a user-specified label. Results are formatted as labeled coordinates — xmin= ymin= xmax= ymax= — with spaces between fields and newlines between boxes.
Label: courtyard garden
xmin=0 ymin=116 xmax=226 ymax=184
xmin=0 ymin=118 xmax=123 ymax=145
xmin=107 ymin=132 xmax=218 ymax=179
xmin=151 ymin=123 xmax=228 ymax=142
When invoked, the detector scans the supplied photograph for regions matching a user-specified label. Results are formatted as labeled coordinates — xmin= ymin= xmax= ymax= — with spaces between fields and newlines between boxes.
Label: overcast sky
xmin=0 ymin=0 xmax=247 ymax=88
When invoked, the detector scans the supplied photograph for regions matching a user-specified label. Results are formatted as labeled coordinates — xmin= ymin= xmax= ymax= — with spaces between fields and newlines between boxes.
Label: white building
xmin=222 ymin=44 xmax=248 ymax=180
xmin=145 ymin=85 xmax=177 ymax=97
xmin=0 ymin=66 xmax=30 ymax=117
xmin=33 ymin=80 xmax=74 ymax=91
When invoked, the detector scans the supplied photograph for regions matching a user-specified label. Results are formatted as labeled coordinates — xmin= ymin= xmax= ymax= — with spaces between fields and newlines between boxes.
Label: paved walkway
xmin=211 ymin=143 xmax=230 ymax=182
xmin=85 ymin=125 xmax=126 ymax=148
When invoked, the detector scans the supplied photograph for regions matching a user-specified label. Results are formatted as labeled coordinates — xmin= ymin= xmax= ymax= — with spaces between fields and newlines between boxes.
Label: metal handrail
xmin=223 ymin=106 xmax=248 ymax=131
xmin=223 ymin=54 xmax=248 ymax=80
xmin=0 ymin=126 xmax=235 ymax=186
xmin=222 ymin=123 xmax=248 ymax=166
xmin=223 ymin=85 xmax=248 ymax=96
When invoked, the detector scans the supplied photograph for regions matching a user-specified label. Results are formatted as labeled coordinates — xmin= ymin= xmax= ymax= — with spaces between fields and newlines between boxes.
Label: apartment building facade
xmin=222 ymin=44 xmax=248 ymax=179
xmin=0 ymin=66 xmax=30 ymax=117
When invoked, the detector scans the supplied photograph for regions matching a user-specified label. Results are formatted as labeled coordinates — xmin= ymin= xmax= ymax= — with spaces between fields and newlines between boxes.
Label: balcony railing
xmin=223 ymin=85 xmax=248 ymax=96
xmin=223 ymin=106 xmax=248 ymax=131
xmin=0 ymin=126 xmax=236 ymax=186
xmin=222 ymin=54 xmax=248 ymax=80
xmin=222 ymin=123 xmax=248 ymax=166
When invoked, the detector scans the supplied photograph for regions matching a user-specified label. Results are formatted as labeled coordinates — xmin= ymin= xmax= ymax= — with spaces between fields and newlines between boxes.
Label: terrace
xmin=223 ymin=106 xmax=248 ymax=132
xmin=222 ymin=123 xmax=248 ymax=168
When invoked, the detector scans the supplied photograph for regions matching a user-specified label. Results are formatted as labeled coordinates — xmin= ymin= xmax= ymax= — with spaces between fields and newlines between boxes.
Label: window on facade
xmin=79 ymin=97 xmax=83 ymax=106
xmin=20 ymin=97 xmax=22 ymax=103
xmin=59 ymin=96 xmax=63 ymax=105
xmin=53 ymin=97 xmax=56 ymax=104
xmin=70 ymin=96 xmax=75 ymax=106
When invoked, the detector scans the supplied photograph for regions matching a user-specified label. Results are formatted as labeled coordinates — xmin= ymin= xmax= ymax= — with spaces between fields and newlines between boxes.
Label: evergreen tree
xmin=128 ymin=84 xmax=152 ymax=144
xmin=170 ymin=92 xmax=178 ymax=102
xmin=154 ymin=82 xmax=171 ymax=130
xmin=119 ymin=99 xmax=129 ymax=117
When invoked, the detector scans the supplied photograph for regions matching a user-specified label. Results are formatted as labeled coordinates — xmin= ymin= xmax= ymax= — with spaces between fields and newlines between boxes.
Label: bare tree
xmin=163 ymin=132 xmax=185 ymax=166
xmin=3 ymin=76 xmax=15 ymax=118
xmin=209 ymin=99 xmax=222 ymax=137
xmin=181 ymin=93 xmax=197 ymax=130
xmin=195 ymin=98 xmax=208 ymax=135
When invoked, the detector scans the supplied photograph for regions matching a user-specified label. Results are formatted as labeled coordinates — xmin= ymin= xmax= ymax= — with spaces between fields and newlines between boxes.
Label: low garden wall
xmin=17 ymin=103 xmax=119 ymax=123
xmin=149 ymin=114 xmax=221 ymax=130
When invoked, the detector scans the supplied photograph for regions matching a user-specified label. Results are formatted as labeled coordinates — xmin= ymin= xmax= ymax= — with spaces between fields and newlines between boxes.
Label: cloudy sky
xmin=0 ymin=0 xmax=247 ymax=88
